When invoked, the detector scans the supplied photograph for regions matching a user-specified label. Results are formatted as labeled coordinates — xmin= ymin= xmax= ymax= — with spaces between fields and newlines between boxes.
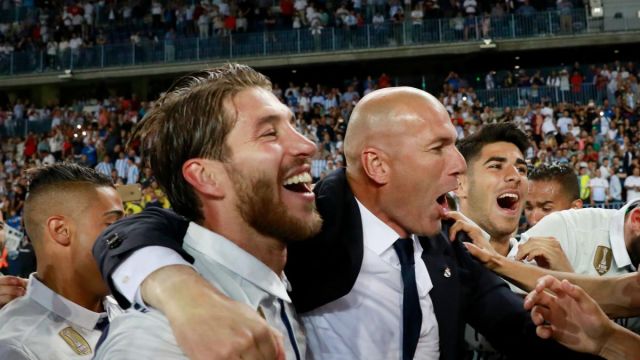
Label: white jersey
xmin=522 ymin=200 xmax=640 ymax=276
xmin=95 ymin=222 xmax=306 ymax=360
xmin=0 ymin=274 xmax=117 ymax=359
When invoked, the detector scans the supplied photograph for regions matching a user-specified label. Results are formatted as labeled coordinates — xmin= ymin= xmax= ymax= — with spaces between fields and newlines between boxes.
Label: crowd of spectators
xmin=0 ymin=59 xmax=638 ymax=238
xmin=0 ymin=0 xmax=586 ymax=68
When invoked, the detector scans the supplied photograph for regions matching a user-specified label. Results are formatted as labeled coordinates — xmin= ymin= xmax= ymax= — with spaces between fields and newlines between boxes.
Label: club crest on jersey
xmin=59 ymin=327 xmax=92 ymax=355
xmin=593 ymin=245 xmax=613 ymax=275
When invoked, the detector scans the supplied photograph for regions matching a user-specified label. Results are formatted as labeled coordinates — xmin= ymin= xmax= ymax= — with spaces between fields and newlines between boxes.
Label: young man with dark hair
xmin=455 ymin=122 xmax=529 ymax=258
xmin=0 ymin=163 xmax=124 ymax=359
xmin=525 ymin=163 xmax=583 ymax=228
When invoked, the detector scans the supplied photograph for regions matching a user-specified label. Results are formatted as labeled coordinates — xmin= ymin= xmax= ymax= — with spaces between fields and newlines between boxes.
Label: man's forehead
xmin=478 ymin=141 xmax=525 ymax=161
xmin=528 ymin=180 xmax=559 ymax=195
xmin=229 ymin=88 xmax=291 ymax=122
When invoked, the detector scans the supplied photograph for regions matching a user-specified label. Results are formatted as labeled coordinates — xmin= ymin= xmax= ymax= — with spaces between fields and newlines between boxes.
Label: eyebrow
xmin=483 ymin=156 xmax=527 ymax=166
xmin=103 ymin=209 xmax=125 ymax=219
xmin=483 ymin=156 xmax=506 ymax=165
xmin=526 ymin=200 xmax=554 ymax=207
xmin=255 ymin=115 xmax=281 ymax=128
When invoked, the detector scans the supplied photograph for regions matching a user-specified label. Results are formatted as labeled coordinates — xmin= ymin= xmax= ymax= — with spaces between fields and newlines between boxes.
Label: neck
xmin=36 ymin=266 xmax=104 ymax=313
xmin=489 ymin=235 xmax=512 ymax=257
xmin=200 ymin=213 xmax=287 ymax=275
xmin=348 ymin=172 xmax=410 ymax=238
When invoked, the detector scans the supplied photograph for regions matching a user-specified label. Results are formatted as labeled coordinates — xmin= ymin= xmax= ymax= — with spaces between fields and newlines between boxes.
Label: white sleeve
xmin=112 ymin=246 xmax=193 ymax=308
xmin=521 ymin=212 xmax=575 ymax=266
xmin=94 ymin=311 xmax=186 ymax=359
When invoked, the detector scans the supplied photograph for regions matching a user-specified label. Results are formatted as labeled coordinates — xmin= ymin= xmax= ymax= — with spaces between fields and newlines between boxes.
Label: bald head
xmin=341 ymin=87 xmax=465 ymax=238
xmin=344 ymin=87 xmax=448 ymax=171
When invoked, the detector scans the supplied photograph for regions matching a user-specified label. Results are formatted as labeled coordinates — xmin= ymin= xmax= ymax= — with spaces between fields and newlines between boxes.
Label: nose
xmin=450 ymin=147 xmax=467 ymax=177
xmin=504 ymin=164 xmax=522 ymax=183
xmin=287 ymin=124 xmax=317 ymax=159
xmin=527 ymin=209 xmax=543 ymax=227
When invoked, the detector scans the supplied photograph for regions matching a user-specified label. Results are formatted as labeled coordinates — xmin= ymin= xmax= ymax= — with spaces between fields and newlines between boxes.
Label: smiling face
xmin=458 ymin=141 xmax=528 ymax=240
xmin=220 ymin=87 xmax=322 ymax=243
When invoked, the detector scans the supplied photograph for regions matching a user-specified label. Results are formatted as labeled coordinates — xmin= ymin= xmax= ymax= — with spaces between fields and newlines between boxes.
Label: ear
xmin=46 ymin=215 xmax=71 ymax=247
xmin=360 ymin=147 xmax=390 ymax=185
xmin=455 ymin=173 xmax=469 ymax=199
xmin=629 ymin=208 xmax=640 ymax=232
xmin=571 ymin=199 xmax=583 ymax=209
xmin=182 ymin=159 xmax=225 ymax=199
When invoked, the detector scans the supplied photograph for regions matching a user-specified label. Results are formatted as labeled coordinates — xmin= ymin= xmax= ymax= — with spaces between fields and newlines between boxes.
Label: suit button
xmin=106 ymin=233 xmax=122 ymax=249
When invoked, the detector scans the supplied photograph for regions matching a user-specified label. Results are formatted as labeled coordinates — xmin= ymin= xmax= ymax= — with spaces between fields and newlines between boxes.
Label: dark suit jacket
xmin=94 ymin=169 xmax=599 ymax=359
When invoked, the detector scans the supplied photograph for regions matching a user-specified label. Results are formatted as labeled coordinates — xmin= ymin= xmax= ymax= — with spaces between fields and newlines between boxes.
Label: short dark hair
xmin=24 ymin=163 xmax=114 ymax=242
xmin=456 ymin=122 xmax=529 ymax=164
xmin=528 ymin=163 xmax=580 ymax=201
xmin=131 ymin=63 xmax=272 ymax=222
xmin=26 ymin=162 xmax=114 ymax=198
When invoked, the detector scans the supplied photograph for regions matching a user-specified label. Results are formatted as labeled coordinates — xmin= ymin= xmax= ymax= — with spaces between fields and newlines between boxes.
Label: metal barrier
xmin=0 ymin=9 xmax=617 ymax=77
xmin=583 ymin=201 xmax=626 ymax=210
xmin=475 ymin=83 xmax=600 ymax=107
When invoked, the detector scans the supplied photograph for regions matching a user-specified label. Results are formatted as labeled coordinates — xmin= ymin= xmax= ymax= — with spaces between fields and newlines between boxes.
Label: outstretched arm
xmin=445 ymin=211 xmax=640 ymax=318
xmin=141 ymin=265 xmax=285 ymax=360
xmin=524 ymin=275 xmax=640 ymax=359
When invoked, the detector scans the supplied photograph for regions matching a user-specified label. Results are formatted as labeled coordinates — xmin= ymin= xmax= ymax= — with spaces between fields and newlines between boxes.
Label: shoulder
xmin=0 ymin=297 xmax=48 ymax=345
xmin=0 ymin=339 xmax=35 ymax=360
xmin=95 ymin=309 xmax=185 ymax=359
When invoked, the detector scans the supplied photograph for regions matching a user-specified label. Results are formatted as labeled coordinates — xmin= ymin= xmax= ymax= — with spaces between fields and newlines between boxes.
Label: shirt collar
xmin=26 ymin=273 xmax=105 ymax=330
xmin=609 ymin=199 xmax=640 ymax=269
xmin=184 ymin=222 xmax=291 ymax=305
xmin=355 ymin=197 xmax=405 ymax=255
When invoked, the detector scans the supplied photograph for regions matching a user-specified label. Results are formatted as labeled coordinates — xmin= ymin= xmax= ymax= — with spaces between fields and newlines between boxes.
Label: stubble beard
xmin=228 ymin=165 xmax=323 ymax=243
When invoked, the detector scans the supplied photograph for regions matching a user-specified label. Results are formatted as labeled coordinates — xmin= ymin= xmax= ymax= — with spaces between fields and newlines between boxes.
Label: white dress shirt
xmin=302 ymin=199 xmax=439 ymax=360
xmin=0 ymin=274 xmax=116 ymax=359
xmin=95 ymin=222 xmax=306 ymax=360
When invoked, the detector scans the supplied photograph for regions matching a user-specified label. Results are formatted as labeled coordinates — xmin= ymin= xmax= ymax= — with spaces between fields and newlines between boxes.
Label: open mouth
xmin=283 ymin=172 xmax=313 ymax=193
xmin=496 ymin=193 xmax=520 ymax=211
xmin=436 ymin=193 xmax=449 ymax=211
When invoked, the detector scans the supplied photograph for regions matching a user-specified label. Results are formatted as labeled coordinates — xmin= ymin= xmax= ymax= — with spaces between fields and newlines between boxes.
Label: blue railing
xmin=475 ymin=83 xmax=603 ymax=108
xmin=0 ymin=9 xmax=613 ymax=77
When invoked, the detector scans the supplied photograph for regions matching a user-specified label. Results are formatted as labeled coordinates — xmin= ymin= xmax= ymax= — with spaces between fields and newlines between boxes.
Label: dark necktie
xmin=95 ymin=317 xmax=109 ymax=332
xmin=278 ymin=299 xmax=301 ymax=360
xmin=94 ymin=316 xmax=111 ymax=351
xmin=393 ymin=237 xmax=422 ymax=360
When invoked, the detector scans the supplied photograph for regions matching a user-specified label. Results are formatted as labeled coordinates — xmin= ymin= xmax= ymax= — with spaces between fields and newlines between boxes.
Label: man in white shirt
xmin=0 ymin=163 xmax=124 ymax=359
xmin=556 ymin=110 xmax=573 ymax=135
xmin=589 ymin=169 xmax=610 ymax=206
xmin=625 ymin=166 xmax=640 ymax=201
xmin=522 ymin=199 xmax=639 ymax=277
xmin=94 ymin=64 xmax=321 ymax=359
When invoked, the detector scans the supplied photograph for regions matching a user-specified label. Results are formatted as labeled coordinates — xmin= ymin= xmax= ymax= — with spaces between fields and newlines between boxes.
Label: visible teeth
xmin=284 ymin=172 xmax=312 ymax=186
xmin=498 ymin=193 xmax=519 ymax=200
